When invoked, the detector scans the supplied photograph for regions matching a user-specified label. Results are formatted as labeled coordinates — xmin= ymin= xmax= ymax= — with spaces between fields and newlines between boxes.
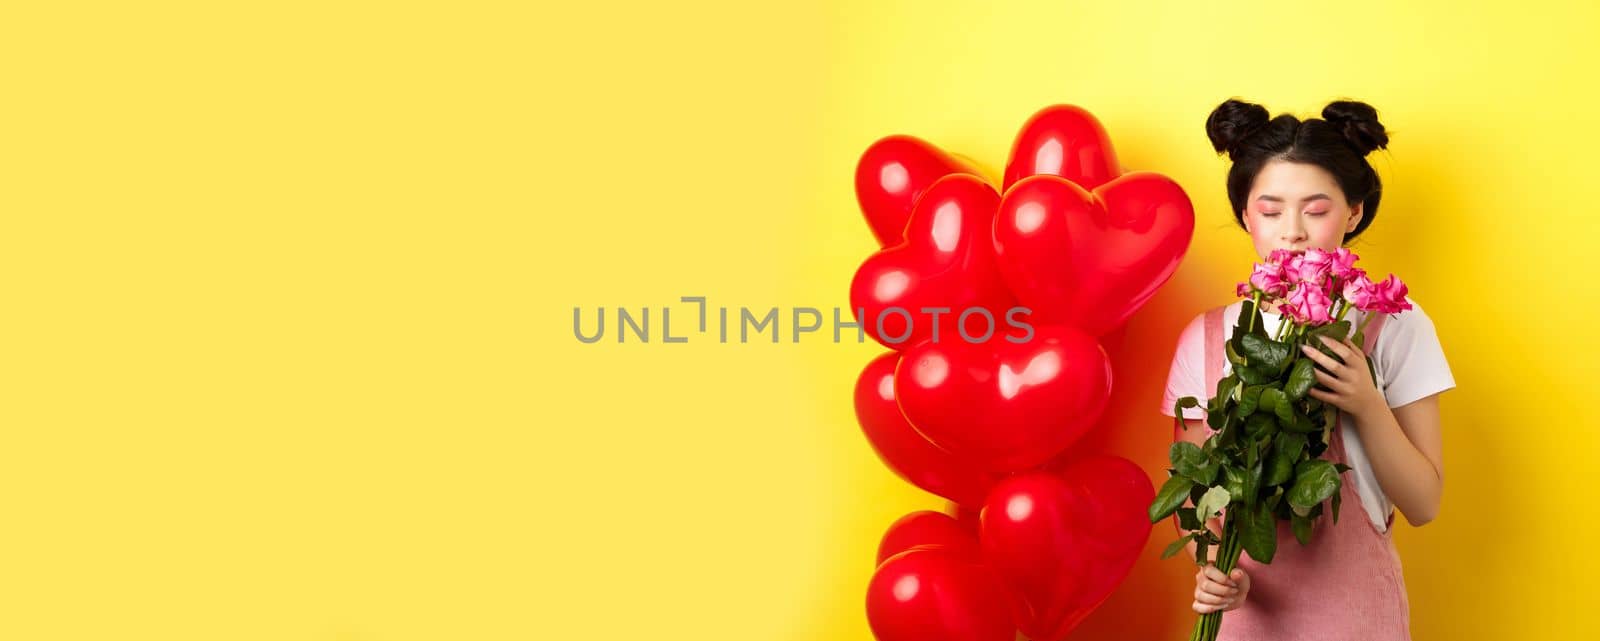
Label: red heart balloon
xmin=894 ymin=324 xmax=1111 ymax=473
xmin=850 ymin=174 xmax=1017 ymax=351
xmin=979 ymin=456 xmax=1156 ymax=641
xmin=1003 ymin=105 xmax=1122 ymax=192
xmin=857 ymin=352 xmax=1000 ymax=506
xmin=947 ymin=500 xmax=982 ymax=535
xmin=877 ymin=510 xmax=980 ymax=566
xmin=867 ymin=546 xmax=1016 ymax=641
xmin=992 ymin=173 xmax=1194 ymax=337
xmin=857 ymin=135 xmax=987 ymax=247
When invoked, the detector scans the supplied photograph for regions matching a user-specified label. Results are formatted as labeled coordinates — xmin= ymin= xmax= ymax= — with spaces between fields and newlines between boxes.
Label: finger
xmin=1195 ymin=588 xmax=1231 ymax=605
xmin=1317 ymin=334 xmax=1355 ymax=360
xmin=1193 ymin=601 xmax=1217 ymax=614
xmin=1341 ymin=338 xmax=1370 ymax=366
xmin=1203 ymin=565 xmax=1237 ymax=587
xmin=1313 ymin=367 xmax=1350 ymax=391
xmin=1199 ymin=580 xmax=1237 ymax=598
xmin=1307 ymin=386 xmax=1345 ymax=408
xmin=1299 ymin=342 xmax=1342 ymax=371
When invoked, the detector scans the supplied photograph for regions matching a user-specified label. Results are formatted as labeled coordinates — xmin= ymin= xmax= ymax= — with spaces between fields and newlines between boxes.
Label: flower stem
xmin=1190 ymin=510 xmax=1245 ymax=641
xmin=1355 ymin=310 xmax=1376 ymax=336
xmin=1248 ymin=292 xmax=1261 ymax=334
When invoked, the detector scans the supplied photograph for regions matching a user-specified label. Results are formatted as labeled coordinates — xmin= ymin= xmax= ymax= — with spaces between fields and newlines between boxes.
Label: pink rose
xmin=1292 ymin=248 xmax=1333 ymax=288
xmin=1287 ymin=283 xmax=1334 ymax=325
xmin=1329 ymin=247 xmax=1362 ymax=283
xmin=1236 ymin=281 xmax=1252 ymax=298
xmin=1342 ymin=274 xmax=1380 ymax=311
xmin=1373 ymin=275 xmax=1413 ymax=314
xmin=1248 ymin=262 xmax=1290 ymax=298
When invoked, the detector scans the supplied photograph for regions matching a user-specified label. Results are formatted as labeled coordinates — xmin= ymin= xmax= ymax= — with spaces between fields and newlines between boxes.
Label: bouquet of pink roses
xmin=1147 ymin=248 xmax=1411 ymax=641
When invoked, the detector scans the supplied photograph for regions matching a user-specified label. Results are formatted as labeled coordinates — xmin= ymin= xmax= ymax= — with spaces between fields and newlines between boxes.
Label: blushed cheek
xmin=1248 ymin=219 xmax=1276 ymax=245
xmin=1310 ymin=219 xmax=1347 ymax=244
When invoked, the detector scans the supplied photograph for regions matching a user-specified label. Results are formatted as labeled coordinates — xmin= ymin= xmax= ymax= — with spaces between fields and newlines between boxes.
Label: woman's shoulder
xmin=1372 ymin=296 xmax=1440 ymax=342
xmin=1369 ymin=295 xmax=1456 ymax=406
xmin=1171 ymin=300 xmax=1240 ymax=354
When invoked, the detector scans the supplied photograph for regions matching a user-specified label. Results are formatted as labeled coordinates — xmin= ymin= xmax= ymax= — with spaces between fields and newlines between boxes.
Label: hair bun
xmin=1205 ymin=99 xmax=1270 ymax=158
xmin=1321 ymin=100 xmax=1389 ymax=155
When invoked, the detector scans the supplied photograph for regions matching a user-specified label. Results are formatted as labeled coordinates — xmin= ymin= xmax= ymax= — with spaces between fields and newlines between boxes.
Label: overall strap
xmin=1344 ymin=310 xmax=1394 ymax=533
xmin=1201 ymin=306 xmax=1227 ymax=434
xmin=1362 ymin=312 xmax=1389 ymax=353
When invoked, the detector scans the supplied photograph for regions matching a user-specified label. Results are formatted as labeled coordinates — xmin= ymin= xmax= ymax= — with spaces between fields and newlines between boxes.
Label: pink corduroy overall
xmin=1197 ymin=305 xmax=1411 ymax=641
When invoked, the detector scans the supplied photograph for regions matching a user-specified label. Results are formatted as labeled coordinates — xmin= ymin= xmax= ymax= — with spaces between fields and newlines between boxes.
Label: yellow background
xmin=3 ymin=1 xmax=1597 ymax=639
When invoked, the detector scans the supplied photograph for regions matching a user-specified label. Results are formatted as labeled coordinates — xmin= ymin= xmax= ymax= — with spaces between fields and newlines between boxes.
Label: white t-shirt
xmin=1158 ymin=296 xmax=1456 ymax=532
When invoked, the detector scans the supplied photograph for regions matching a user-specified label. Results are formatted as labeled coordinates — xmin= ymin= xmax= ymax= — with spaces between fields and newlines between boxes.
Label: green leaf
xmin=1272 ymin=389 xmax=1296 ymax=424
xmin=1177 ymin=507 xmax=1201 ymax=531
xmin=1250 ymin=307 xmax=1268 ymax=338
xmin=1225 ymin=339 xmax=1247 ymax=368
xmin=1245 ymin=410 xmax=1278 ymax=440
xmin=1214 ymin=411 xmax=1240 ymax=449
xmin=1221 ymin=466 xmax=1246 ymax=504
xmin=1210 ymin=376 xmax=1241 ymax=411
xmin=1285 ymin=358 xmax=1317 ymax=401
xmin=1287 ymin=460 xmax=1341 ymax=510
xmin=1148 ymin=474 xmax=1194 ymax=523
xmin=1242 ymin=500 xmax=1278 ymax=563
xmin=1331 ymin=489 xmax=1342 ymax=524
xmin=1265 ymin=432 xmax=1307 ymax=486
xmin=1236 ymin=299 xmax=1268 ymax=339
xmin=1171 ymin=396 xmax=1200 ymax=433
xmin=1244 ymin=460 xmax=1263 ymax=507
xmin=1207 ymin=405 xmax=1228 ymax=431
xmin=1170 ymin=442 xmax=1219 ymax=485
xmin=1237 ymin=298 xmax=1257 ymax=328
xmin=1235 ymin=385 xmax=1264 ymax=418
xmin=1241 ymin=333 xmax=1293 ymax=372
xmin=1283 ymin=410 xmax=1318 ymax=434
xmin=1292 ymin=512 xmax=1314 ymax=545
xmin=1258 ymin=387 xmax=1284 ymax=416
xmin=1161 ymin=533 xmax=1197 ymax=560
xmin=1196 ymin=486 xmax=1231 ymax=520
xmin=1237 ymin=364 xmax=1275 ymax=385
xmin=1309 ymin=320 xmax=1351 ymax=341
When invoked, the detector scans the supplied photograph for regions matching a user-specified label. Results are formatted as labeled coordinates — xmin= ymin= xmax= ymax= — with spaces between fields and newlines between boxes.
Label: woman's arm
xmin=1350 ymin=393 xmax=1445 ymax=527
xmin=1172 ymin=416 xmax=1251 ymax=614
xmin=1301 ymin=334 xmax=1447 ymax=527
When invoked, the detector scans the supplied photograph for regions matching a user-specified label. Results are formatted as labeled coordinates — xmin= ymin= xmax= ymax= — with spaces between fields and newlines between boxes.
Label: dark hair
xmin=1205 ymin=98 xmax=1389 ymax=244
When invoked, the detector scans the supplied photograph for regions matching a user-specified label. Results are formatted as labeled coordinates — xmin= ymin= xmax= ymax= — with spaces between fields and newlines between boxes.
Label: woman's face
xmin=1240 ymin=159 xmax=1364 ymax=259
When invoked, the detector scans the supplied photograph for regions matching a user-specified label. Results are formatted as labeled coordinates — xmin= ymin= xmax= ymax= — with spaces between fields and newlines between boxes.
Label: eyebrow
xmin=1256 ymin=194 xmax=1331 ymax=203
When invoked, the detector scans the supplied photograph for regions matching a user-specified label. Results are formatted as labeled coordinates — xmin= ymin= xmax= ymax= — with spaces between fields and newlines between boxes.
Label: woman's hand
xmin=1300 ymin=334 xmax=1386 ymax=417
xmin=1193 ymin=563 xmax=1250 ymax=614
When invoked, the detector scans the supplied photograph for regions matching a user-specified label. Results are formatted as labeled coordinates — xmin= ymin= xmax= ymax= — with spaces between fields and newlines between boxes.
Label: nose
xmin=1282 ymin=214 xmax=1308 ymax=244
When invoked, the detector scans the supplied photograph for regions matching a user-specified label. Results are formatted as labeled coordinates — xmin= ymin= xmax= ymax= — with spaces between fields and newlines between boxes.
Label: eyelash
xmin=1259 ymin=211 xmax=1327 ymax=217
